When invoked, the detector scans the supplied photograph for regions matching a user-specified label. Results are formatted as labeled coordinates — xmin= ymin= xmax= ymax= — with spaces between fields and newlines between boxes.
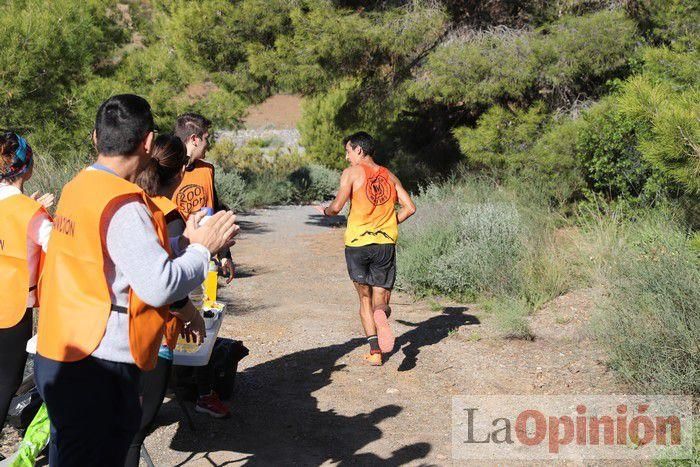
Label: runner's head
xmin=174 ymin=112 xmax=211 ymax=163
xmin=343 ymin=131 xmax=375 ymax=166
xmin=136 ymin=134 xmax=188 ymax=197
xmin=93 ymin=94 xmax=155 ymax=164
xmin=0 ymin=131 xmax=34 ymax=185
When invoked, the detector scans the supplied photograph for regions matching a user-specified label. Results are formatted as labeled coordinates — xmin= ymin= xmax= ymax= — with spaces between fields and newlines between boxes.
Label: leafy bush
xmin=534 ymin=10 xmax=637 ymax=103
xmin=410 ymin=10 xmax=637 ymax=108
xmin=298 ymin=78 xmax=409 ymax=170
xmin=397 ymin=178 xmax=571 ymax=306
xmin=485 ymin=297 xmax=534 ymax=340
xmin=590 ymin=212 xmax=700 ymax=395
xmin=576 ymin=98 xmax=667 ymax=201
xmin=429 ymin=202 xmax=524 ymax=298
xmin=215 ymin=168 xmax=246 ymax=212
xmin=616 ymin=72 xmax=699 ymax=195
xmin=516 ymin=116 xmax=586 ymax=206
xmin=453 ymin=103 xmax=548 ymax=170
xmin=410 ymin=27 xmax=537 ymax=108
xmin=0 ymin=0 xmax=126 ymax=134
xmin=289 ymin=164 xmax=339 ymax=202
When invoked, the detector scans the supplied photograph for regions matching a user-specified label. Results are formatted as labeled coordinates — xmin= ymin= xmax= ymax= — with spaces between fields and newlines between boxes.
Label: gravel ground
xmin=1 ymin=206 xmax=629 ymax=466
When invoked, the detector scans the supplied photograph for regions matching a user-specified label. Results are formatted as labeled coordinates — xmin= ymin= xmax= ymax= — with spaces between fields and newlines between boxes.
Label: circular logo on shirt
xmin=366 ymin=174 xmax=392 ymax=206
xmin=175 ymin=184 xmax=206 ymax=215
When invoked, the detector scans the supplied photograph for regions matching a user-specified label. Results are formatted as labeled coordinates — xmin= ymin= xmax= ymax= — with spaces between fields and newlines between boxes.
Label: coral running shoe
xmin=195 ymin=391 xmax=231 ymax=418
xmin=363 ymin=353 xmax=383 ymax=366
xmin=373 ymin=306 xmax=395 ymax=353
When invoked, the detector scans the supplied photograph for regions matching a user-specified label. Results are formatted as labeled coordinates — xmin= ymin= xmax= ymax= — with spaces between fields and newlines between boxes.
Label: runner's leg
xmin=353 ymin=281 xmax=376 ymax=337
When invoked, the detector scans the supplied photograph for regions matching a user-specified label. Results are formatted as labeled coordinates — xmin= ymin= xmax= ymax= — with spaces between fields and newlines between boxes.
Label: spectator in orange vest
xmin=171 ymin=113 xmax=235 ymax=283
xmin=34 ymin=95 xmax=239 ymax=466
xmin=0 ymin=132 xmax=53 ymax=429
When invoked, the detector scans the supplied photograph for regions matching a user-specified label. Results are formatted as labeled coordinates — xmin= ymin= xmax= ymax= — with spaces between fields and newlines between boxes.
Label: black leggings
xmin=0 ymin=309 xmax=32 ymax=428
xmin=124 ymin=356 xmax=172 ymax=467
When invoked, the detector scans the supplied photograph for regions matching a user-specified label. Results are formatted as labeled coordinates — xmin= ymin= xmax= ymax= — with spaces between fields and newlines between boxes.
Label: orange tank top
xmin=0 ymin=194 xmax=48 ymax=328
xmin=37 ymin=169 xmax=171 ymax=370
xmin=171 ymin=159 xmax=215 ymax=220
xmin=344 ymin=164 xmax=398 ymax=247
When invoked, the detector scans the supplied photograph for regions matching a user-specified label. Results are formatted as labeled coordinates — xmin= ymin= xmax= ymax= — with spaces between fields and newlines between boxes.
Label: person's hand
xmin=220 ymin=257 xmax=235 ymax=284
xmin=313 ymin=205 xmax=326 ymax=216
xmin=184 ymin=210 xmax=240 ymax=254
xmin=30 ymin=191 xmax=55 ymax=209
xmin=178 ymin=301 xmax=206 ymax=345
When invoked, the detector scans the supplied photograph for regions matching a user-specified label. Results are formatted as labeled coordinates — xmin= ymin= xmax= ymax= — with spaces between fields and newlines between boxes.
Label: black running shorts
xmin=344 ymin=244 xmax=396 ymax=290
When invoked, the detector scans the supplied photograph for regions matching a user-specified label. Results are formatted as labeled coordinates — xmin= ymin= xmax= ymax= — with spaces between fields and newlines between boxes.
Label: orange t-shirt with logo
xmin=344 ymin=164 xmax=398 ymax=247
xmin=171 ymin=159 xmax=215 ymax=220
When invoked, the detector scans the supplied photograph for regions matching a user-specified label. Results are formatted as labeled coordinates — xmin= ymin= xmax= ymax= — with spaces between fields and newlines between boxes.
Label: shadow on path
xmin=236 ymin=220 xmax=271 ymax=236
xmin=157 ymin=308 xmax=478 ymax=465
xmin=163 ymin=338 xmax=430 ymax=466
xmin=305 ymin=213 xmax=347 ymax=228
xmin=393 ymin=306 xmax=479 ymax=372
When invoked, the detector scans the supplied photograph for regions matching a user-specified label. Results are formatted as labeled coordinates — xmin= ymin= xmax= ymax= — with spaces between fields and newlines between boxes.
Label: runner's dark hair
xmin=343 ymin=131 xmax=375 ymax=157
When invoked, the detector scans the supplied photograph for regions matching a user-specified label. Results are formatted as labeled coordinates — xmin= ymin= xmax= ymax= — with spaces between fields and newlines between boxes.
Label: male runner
xmin=316 ymin=132 xmax=416 ymax=365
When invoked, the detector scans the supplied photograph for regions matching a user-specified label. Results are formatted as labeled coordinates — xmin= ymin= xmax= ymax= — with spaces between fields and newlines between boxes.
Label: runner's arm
xmin=322 ymin=168 xmax=354 ymax=216
xmin=394 ymin=176 xmax=416 ymax=224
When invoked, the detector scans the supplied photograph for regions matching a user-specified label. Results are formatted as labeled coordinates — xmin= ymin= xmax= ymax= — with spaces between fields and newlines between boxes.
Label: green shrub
xmin=629 ymin=0 xmax=699 ymax=46
xmin=534 ymin=10 xmax=637 ymax=103
xmin=298 ymin=78 xmax=408 ymax=170
xmin=617 ymin=73 xmax=699 ymax=195
xmin=215 ymin=168 xmax=246 ymax=212
xmin=242 ymin=172 xmax=297 ymax=207
xmin=515 ymin=115 xmax=586 ymax=206
xmin=288 ymin=164 xmax=339 ymax=202
xmin=409 ymin=28 xmax=537 ymax=107
xmin=576 ymin=98 xmax=667 ymax=201
xmin=249 ymin=5 xmax=378 ymax=93
xmin=590 ymin=212 xmax=700 ymax=395
xmin=159 ymin=0 xmax=245 ymax=72
xmin=410 ymin=10 xmax=637 ymax=108
xmin=453 ymin=103 xmax=548 ymax=170
xmin=429 ymin=201 xmax=524 ymax=299
xmin=486 ymin=297 xmax=535 ymax=340
xmin=397 ymin=178 xmax=571 ymax=306
xmin=0 ymin=0 xmax=126 ymax=133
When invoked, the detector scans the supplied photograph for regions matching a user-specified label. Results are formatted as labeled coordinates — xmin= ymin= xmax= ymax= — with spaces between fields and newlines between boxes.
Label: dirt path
xmin=138 ymin=205 xmax=623 ymax=466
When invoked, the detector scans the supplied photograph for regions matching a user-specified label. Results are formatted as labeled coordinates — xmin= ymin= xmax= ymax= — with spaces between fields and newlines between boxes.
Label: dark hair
xmin=174 ymin=112 xmax=212 ymax=143
xmin=136 ymin=134 xmax=188 ymax=197
xmin=94 ymin=94 xmax=154 ymax=156
xmin=343 ymin=131 xmax=375 ymax=157
xmin=0 ymin=131 xmax=33 ymax=182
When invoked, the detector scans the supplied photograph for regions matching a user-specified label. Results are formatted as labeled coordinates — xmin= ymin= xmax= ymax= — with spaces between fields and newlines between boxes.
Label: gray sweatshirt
xmin=91 ymin=195 xmax=209 ymax=364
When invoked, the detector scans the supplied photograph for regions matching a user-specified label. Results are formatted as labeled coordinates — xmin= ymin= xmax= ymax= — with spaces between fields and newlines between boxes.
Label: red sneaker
xmin=373 ymin=306 xmax=395 ymax=353
xmin=195 ymin=391 xmax=231 ymax=418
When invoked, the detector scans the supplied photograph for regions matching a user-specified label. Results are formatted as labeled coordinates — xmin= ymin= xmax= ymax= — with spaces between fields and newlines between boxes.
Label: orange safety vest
xmin=151 ymin=195 xmax=180 ymax=220
xmin=171 ymin=159 xmax=215 ymax=220
xmin=344 ymin=164 xmax=398 ymax=247
xmin=150 ymin=194 xmax=184 ymax=350
xmin=37 ymin=169 xmax=170 ymax=370
xmin=0 ymin=194 xmax=48 ymax=328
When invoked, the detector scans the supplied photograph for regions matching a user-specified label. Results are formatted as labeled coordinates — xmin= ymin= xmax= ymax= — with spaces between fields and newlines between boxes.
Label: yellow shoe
xmin=363 ymin=353 xmax=383 ymax=366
